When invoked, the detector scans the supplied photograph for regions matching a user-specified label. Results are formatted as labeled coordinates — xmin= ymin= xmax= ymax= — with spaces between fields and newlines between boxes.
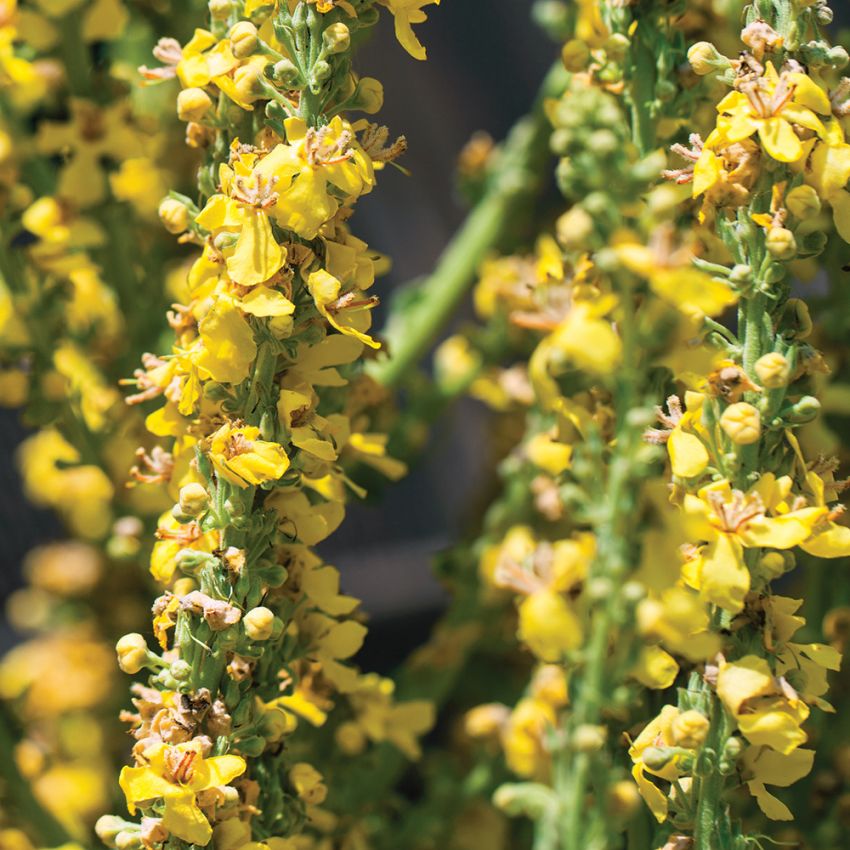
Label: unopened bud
xmin=176 ymin=87 xmax=213 ymax=122
xmin=573 ymin=724 xmax=607 ymax=752
xmin=323 ymin=22 xmax=350 ymax=54
xmin=229 ymin=21 xmax=259 ymax=58
xmin=116 ymin=633 xmax=149 ymax=674
xmin=729 ymin=264 xmax=752 ymax=285
xmin=607 ymin=780 xmax=642 ymax=819
xmin=561 ymin=39 xmax=590 ymax=72
xmin=758 ymin=551 xmax=788 ymax=581
xmin=765 ymin=227 xmax=797 ymax=261
xmin=720 ymin=402 xmax=761 ymax=445
xmin=353 ymin=77 xmax=383 ymax=114
xmin=556 ymin=206 xmax=595 ymax=250
xmin=754 ymin=352 xmax=790 ymax=389
xmin=672 ymin=709 xmax=710 ymax=748
xmin=178 ymin=482 xmax=210 ymax=517
xmin=641 ymin=746 xmax=675 ymax=771
xmin=232 ymin=61 xmax=266 ymax=105
xmin=115 ymin=832 xmax=143 ymax=850
xmin=158 ymin=198 xmax=189 ymax=234
xmin=96 ymin=816 xmax=130 ymax=847
xmin=271 ymin=58 xmax=301 ymax=88
xmin=687 ymin=41 xmax=729 ymax=76
xmin=209 ymin=0 xmax=234 ymax=19
xmin=785 ymin=395 xmax=821 ymax=424
xmin=261 ymin=706 xmax=297 ymax=742
xmin=311 ymin=59 xmax=332 ymax=85
xmin=785 ymin=184 xmax=821 ymax=219
xmin=244 ymin=606 xmax=275 ymax=640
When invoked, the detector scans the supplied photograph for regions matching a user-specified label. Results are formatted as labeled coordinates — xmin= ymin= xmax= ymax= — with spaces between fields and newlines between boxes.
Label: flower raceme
xmin=100 ymin=2 xmax=436 ymax=850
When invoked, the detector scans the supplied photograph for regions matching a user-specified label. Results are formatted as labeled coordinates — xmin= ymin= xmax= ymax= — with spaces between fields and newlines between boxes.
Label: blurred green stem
xmin=368 ymin=61 xmax=568 ymax=389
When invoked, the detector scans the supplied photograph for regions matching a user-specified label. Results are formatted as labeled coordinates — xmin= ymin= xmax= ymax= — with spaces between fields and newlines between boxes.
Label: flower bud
xmin=244 ymin=606 xmax=275 ymax=640
xmin=672 ymin=709 xmax=710 ymax=748
xmin=607 ymin=780 xmax=642 ymax=819
xmin=729 ymin=264 xmax=752 ymax=285
xmin=116 ymin=633 xmax=149 ymax=674
xmin=229 ymin=21 xmax=259 ymax=58
xmin=785 ymin=395 xmax=821 ymax=424
xmin=158 ymin=198 xmax=190 ymax=234
xmin=209 ymin=0 xmax=234 ymax=19
xmin=115 ymin=832 xmax=143 ymax=850
xmin=323 ymin=22 xmax=350 ymax=54
xmin=271 ymin=58 xmax=301 ymax=88
xmin=786 ymin=184 xmax=821 ymax=219
xmin=96 ymin=816 xmax=131 ymax=848
xmin=572 ymin=724 xmax=607 ymax=752
xmin=765 ymin=227 xmax=797 ymax=260
xmin=311 ymin=59 xmax=332 ymax=85
xmin=561 ymin=39 xmax=590 ymax=72
xmin=641 ymin=746 xmax=676 ymax=771
xmin=755 ymin=352 xmax=790 ymax=389
xmin=176 ymin=87 xmax=213 ymax=122
xmin=758 ymin=551 xmax=788 ymax=581
xmin=232 ymin=62 xmax=266 ymax=105
xmin=178 ymin=482 xmax=210 ymax=517
xmin=165 ymin=662 xmax=189 ymax=685
xmin=493 ymin=782 xmax=557 ymax=820
xmin=556 ymin=207 xmax=595 ymax=250
xmin=261 ymin=706 xmax=297 ymax=742
xmin=720 ymin=402 xmax=761 ymax=445
xmin=353 ymin=77 xmax=383 ymax=114
xmin=687 ymin=41 xmax=729 ymax=75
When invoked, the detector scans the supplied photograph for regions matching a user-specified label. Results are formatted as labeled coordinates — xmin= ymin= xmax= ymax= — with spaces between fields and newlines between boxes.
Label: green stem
xmin=693 ymin=699 xmax=728 ymax=850
xmin=368 ymin=61 xmax=568 ymax=389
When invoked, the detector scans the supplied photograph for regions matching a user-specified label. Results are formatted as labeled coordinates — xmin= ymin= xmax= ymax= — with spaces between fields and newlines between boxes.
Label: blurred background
xmin=0 ymin=0 xmax=557 ymax=666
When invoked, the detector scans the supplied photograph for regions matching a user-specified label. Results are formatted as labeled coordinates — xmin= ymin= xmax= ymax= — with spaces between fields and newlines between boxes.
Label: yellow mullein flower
xmin=194 ymin=298 xmax=258 ymax=384
xmin=306 ymin=268 xmax=380 ymax=348
xmin=253 ymin=116 xmax=375 ymax=239
xmin=645 ymin=393 xmax=710 ymax=479
xmin=802 ymin=124 xmax=850 ymax=243
xmin=119 ymin=741 xmax=246 ymax=845
xmin=377 ymin=0 xmax=440 ymax=61
xmin=710 ymin=63 xmax=830 ymax=163
xmin=682 ymin=476 xmax=826 ymax=612
xmin=628 ymin=706 xmax=685 ymax=823
xmin=149 ymin=511 xmax=220 ymax=584
xmin=616 ymin=234 xmax=736 ymax=318
xmin=716 ymin=655 xmax=809 ymax=754
xmin=208 ymin=422 xmax=290 ymax=488
xmin=36 ymin=100 xmax=148 ymax=207
xmin=740 ymin=746 xmax=814 ymax=821
xmin=176 ymin=28 xmax=239 ymax=89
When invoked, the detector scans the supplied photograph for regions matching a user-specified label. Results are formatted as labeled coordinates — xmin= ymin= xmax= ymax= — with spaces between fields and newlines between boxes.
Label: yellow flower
xmin=149 ymin=511 xmax=220 ymax=584
xmin=196 ymin=149 xmax=287 ymax=287
xmin=306 ymin=268 xmax=380 ymax=348
xmin=616 ymin=235 xmax=736 ymax=318
xmin=741 ymin=746 xmax=814 ymax=821
xmin=645 ymin=392 xmax=710 ymax=479
xmin=711 ymin=63 xmax=830 ymax=163
xmin=208 ymin=422 xmax=290 ymax=488
xmin=253 ymin=116 xmax=374 ymax=239
xmin=194 ymin=298 xmax=258 ymax=385
xmin=682 ymin=476 xmax=826 ymax=612
xmin=377 ymin=0 xmax=440 ymax=61
xmin=802 ymin=124 xmax=850 ymax=243
xmin=628 ymin=706 xmax=684 ymax=823
xmin=517 ymin=589 xmax=582 ymax=662
xmin=36 ymin=100 xmax=147 ymax=207
xmin=119 ymin=741 xmax=245 ymax=845
xmin=716 ymin=655 xmax=809 ymax=755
